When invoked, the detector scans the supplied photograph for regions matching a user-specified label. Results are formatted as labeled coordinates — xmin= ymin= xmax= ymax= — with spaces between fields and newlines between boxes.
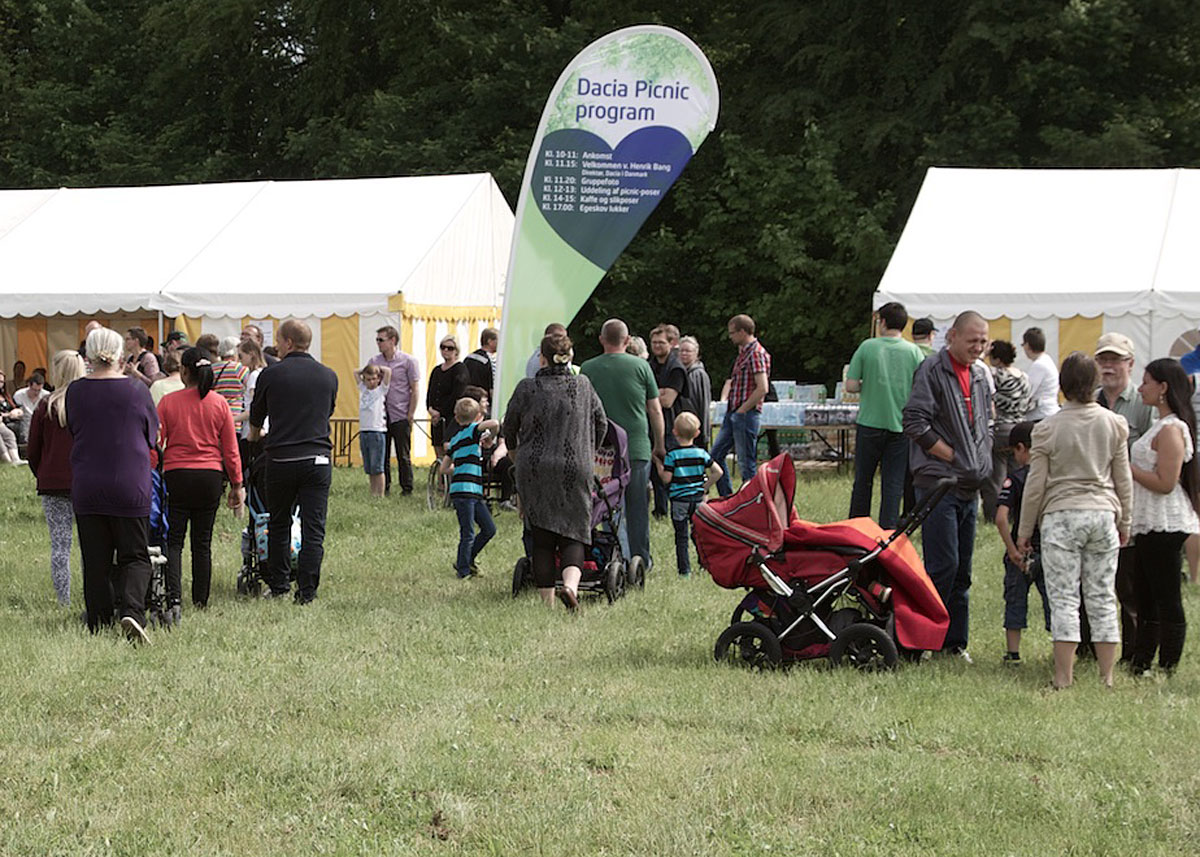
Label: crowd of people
xmin=848 ymin=304 xmax=1198 ymax=686
xmin=12 ymin=304 xmax=1197 ymax=686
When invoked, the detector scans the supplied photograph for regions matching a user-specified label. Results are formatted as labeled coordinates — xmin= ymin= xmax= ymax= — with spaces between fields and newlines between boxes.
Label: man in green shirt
xmin=846 ymin=302 xmax=926 ymax=528
xmin=580 ymin=319 xmax=666 ymax=568
xmin=912 ymin=317 xmax=936 ymax=356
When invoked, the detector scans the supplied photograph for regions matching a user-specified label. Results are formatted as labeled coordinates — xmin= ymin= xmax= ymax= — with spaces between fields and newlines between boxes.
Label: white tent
xmin=0 ymin=174 xmax=513 ymax=462
xmin=874 ymin=167 xmax=1200 ymax=370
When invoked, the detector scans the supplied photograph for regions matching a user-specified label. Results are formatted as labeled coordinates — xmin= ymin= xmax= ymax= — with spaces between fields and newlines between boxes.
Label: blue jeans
xmin=917 ymin=487 xmax=977 ymax=651
xmin=452 ymin=496 xmax=495 ymax=577
xmin=1003 ymin=556 xmax=1051 ymax=631
xmin=670 ymin=497 xmax=700 ymax=575
xmin=619 ymin=459 xmax=652 ymax=566
xmin=849 ymin=425 xmax=908 ymax=529
xmin=714 ymin=410 xmax=761 ymax=497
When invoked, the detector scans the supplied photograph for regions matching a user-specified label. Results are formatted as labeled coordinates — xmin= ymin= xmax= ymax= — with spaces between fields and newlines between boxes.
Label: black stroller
xmin=236 ymin=451 xmax=300 ymax=596
xmin=511 ymin=420 xmax=644 ymax=603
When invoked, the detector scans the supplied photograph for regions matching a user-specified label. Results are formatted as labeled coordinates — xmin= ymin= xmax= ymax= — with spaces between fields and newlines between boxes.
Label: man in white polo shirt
xmin=1021 ymin=327 xmax=1060 ymax=420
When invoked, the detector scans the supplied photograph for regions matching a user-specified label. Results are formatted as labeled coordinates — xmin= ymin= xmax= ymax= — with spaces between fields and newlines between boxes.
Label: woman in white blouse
xmin=1129 ymin=358 xmax=1200 ymax=675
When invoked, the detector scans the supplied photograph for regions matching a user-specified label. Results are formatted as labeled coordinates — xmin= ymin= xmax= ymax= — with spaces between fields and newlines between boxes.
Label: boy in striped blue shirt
xmin=442 ymin=397 xmax=499 ymax=579
xmin=656 ymin=412 xmax=724 ymax=577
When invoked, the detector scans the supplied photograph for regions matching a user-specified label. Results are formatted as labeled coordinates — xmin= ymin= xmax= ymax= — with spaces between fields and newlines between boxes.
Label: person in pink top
xmin=158 ymin=347 xmax=245 ymax=622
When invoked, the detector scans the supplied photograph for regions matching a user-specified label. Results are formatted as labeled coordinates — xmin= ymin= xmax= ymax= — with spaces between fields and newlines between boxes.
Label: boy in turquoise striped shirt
xmin=442 ymin=397 xmax=499 ymax=579
xmin=656 ymin=412 xmax=724 ymax=577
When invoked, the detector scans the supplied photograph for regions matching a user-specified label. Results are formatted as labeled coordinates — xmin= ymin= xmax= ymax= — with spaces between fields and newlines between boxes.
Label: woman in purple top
xmin=67 ymin=327 xmax=159 ymax=643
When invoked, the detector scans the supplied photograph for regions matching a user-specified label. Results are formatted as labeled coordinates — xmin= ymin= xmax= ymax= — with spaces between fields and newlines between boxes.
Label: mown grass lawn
xmin=1 ymin=463 xmax=1197 ymax=856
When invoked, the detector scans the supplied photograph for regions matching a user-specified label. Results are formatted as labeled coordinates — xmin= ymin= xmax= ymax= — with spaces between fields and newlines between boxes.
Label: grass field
xmin=1 ymin=463 xmax=1197 ymax=856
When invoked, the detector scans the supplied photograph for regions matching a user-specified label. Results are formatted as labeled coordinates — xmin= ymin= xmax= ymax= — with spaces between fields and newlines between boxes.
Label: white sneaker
xmin=10 ymin=458 xmax=28 ymax=467
xmin=120 ymin=616 xmax=151 ymax=645
xmin=954 ymin=648 xmax=974 ymax=665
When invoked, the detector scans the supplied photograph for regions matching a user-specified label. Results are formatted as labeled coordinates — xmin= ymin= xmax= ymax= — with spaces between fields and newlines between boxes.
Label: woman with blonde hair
xmin=27 ymin=349 xmax=87 ymax=605
xmin=68 ymin=327 xmax=159 ymax=642
xmin=426 ymin=334 xmax=469 ymax=458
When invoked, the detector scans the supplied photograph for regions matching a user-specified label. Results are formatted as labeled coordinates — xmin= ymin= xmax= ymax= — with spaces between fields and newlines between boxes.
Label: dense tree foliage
xmin=2 ymin=1 xmax=1199 ymax=385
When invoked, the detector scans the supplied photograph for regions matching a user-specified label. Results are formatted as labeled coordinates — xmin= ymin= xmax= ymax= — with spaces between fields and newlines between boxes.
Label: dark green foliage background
xmin=3 ymin=1 xmax=1198 ymax=385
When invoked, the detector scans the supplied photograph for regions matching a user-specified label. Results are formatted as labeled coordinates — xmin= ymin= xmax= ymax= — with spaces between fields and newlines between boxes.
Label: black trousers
xmin=76 ymin=514 xmax=152 ymax=632
xmin=266 ymin=458 xmax=331 ymax=600
xmin=1132 ymin=530 xmax=1188 ymax=670
xmin=529 ymin=525 xmax=585 ymax=588
xmin=165 ymin=469 xmax=224 ymax=607
xmin=384 ymin=418 xmax=414 ymax=494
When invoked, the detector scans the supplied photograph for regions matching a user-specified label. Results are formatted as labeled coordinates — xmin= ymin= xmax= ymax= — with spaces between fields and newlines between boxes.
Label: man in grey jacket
xmin=902 ymin=310 xmax=994 ymax=661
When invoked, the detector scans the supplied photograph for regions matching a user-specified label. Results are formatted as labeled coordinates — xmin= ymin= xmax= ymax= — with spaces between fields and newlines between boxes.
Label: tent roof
xmin=0 ymin=174 xmax=513 ymax=319
xmin=874 ymin=167 xmax=1200 ymax=319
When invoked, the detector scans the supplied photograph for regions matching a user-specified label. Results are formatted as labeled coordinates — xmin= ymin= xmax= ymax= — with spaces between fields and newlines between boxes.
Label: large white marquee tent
xmin=0 ymin=173 xmax=514 ymax=462
xmin=874 ymin=167 xmax=1200 ymax=369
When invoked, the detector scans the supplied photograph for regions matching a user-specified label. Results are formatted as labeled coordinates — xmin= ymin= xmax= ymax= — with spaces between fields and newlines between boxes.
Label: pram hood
xmin=694 ymin=454 xmax=949 ymax=651
xmin=591 ymin=420 xmax=630 ymax=529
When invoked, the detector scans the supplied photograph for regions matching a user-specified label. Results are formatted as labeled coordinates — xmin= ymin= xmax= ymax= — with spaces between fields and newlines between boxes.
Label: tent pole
xmin=157 ymin=311 xmax=163 ymax=353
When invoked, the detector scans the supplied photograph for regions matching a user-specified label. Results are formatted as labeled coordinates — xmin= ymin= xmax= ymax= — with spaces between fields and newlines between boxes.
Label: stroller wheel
xmin=714 ymin=622 xmax=782 ymax=670
xmin=829 ymin=622 xmax=898 ymax=671
xmin=237 ymin=568 xmax=261 ymax=598
xmin=627 ymin=556 xmax=646 ymax=589
xmin=604 ymin=558 xmax=626 ymax=603
xmin=511 ymin=556 xmax=532 ymax=598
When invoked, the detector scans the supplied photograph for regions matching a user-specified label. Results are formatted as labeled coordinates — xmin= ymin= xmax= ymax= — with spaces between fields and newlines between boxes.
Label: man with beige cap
xmin=1094 ymin=331 xmax=1153 ymax=660
xmin=1095 ymin=332 xmax=1152 ymax=444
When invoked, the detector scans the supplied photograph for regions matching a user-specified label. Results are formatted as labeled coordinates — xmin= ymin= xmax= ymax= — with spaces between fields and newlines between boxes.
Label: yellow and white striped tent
xmin=875 ymin=168 xmax=1200 ymax=372
xmin=0 ymin=175 xmax=512 ymax=463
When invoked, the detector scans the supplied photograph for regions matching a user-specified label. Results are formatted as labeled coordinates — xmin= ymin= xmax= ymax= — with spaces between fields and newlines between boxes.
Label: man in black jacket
xmin=464 ymin=327 xmax=497 ymax=411
xmin=248 ymin=319 xmax=338 ymax=604
xmin=902 ymin=310 xmax=993 ymax=662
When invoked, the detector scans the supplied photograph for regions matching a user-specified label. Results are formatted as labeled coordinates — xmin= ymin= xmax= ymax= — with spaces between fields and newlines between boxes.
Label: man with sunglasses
xmin=369 ymin=326 xmax=421 ymax=496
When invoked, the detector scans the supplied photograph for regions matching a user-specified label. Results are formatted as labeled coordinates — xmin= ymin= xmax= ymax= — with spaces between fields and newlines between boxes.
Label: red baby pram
xmin=693 ymin=454 xmax=951 ymax=670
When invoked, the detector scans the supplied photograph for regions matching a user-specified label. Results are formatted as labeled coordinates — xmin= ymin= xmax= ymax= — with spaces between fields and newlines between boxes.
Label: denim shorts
xmin=360 ymin=430 xmax=386 ymax=475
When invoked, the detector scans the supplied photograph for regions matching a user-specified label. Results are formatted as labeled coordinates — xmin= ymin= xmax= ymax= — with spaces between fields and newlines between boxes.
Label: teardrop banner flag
xmin=494 ymin=25 xmax=719 ymax=414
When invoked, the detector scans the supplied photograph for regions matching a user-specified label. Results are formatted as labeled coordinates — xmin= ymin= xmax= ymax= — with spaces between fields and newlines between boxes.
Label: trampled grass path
xmin=0 ymin=466 xmax=1196 ymax=855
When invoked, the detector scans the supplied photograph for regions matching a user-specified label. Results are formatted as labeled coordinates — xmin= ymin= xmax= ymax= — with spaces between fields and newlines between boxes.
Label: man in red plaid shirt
xmin=713 ymin=314 xmax=771 ymax=496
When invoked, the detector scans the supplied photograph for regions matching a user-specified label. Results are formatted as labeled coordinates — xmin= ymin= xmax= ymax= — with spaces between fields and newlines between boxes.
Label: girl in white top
xmin=237 ymin=340 xmax=266 ymax=441
xmin=1128 ymin=358 xmax=1200 ymax=674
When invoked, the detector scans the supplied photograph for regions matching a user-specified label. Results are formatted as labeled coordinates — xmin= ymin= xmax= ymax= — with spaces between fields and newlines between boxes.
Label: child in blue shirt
xmin=995 ymin=421 xmax=1051 ymax=663
xmin=442 ymin=397 xmax=499 ymax=579
xmin=655 ymin=412 xmax=723 ymax=577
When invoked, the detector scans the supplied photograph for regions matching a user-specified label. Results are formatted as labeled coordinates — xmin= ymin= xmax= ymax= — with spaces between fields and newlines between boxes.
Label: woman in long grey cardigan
xmin=503 ymin=332 xmax=608 ymax=609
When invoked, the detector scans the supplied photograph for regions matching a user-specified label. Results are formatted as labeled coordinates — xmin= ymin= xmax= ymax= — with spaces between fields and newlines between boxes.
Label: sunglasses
xmin=375 ymin=337 xmax=388 ymax=343
xmin=441 ymin=344 xmax=457 ymax=351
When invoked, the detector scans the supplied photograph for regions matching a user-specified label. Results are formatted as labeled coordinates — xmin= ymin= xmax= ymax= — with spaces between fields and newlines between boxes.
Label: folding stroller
xmin=236 ymin=451 xmax=301 ymax=597
xmin=511 ymin=420 xmax=644 ymax=603
xmin=693 ymin=454 xmax=952 ymax=670
xmin=144 ymin=449 xmax=171 ymax=626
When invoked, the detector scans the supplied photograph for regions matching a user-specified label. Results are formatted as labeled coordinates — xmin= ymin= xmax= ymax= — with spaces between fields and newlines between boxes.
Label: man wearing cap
xmin=912 ymin=318 xmax=936 ymax=357
xmin=1095 ymin=331 xmax=1153 ymax=660
xmin=164 ymin=330 xmax=189 ymax=357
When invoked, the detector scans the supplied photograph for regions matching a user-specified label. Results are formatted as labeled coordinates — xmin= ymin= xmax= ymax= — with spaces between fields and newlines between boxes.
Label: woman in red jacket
xmin=158 ymin=347 xmax=245 ymax=621
xmin=27 ymin=349 xmax=87 ymax=605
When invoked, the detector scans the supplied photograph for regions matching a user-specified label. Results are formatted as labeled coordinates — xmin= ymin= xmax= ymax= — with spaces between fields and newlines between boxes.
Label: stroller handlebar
xmin=891 ymin=477 xmax=957 ymax=539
